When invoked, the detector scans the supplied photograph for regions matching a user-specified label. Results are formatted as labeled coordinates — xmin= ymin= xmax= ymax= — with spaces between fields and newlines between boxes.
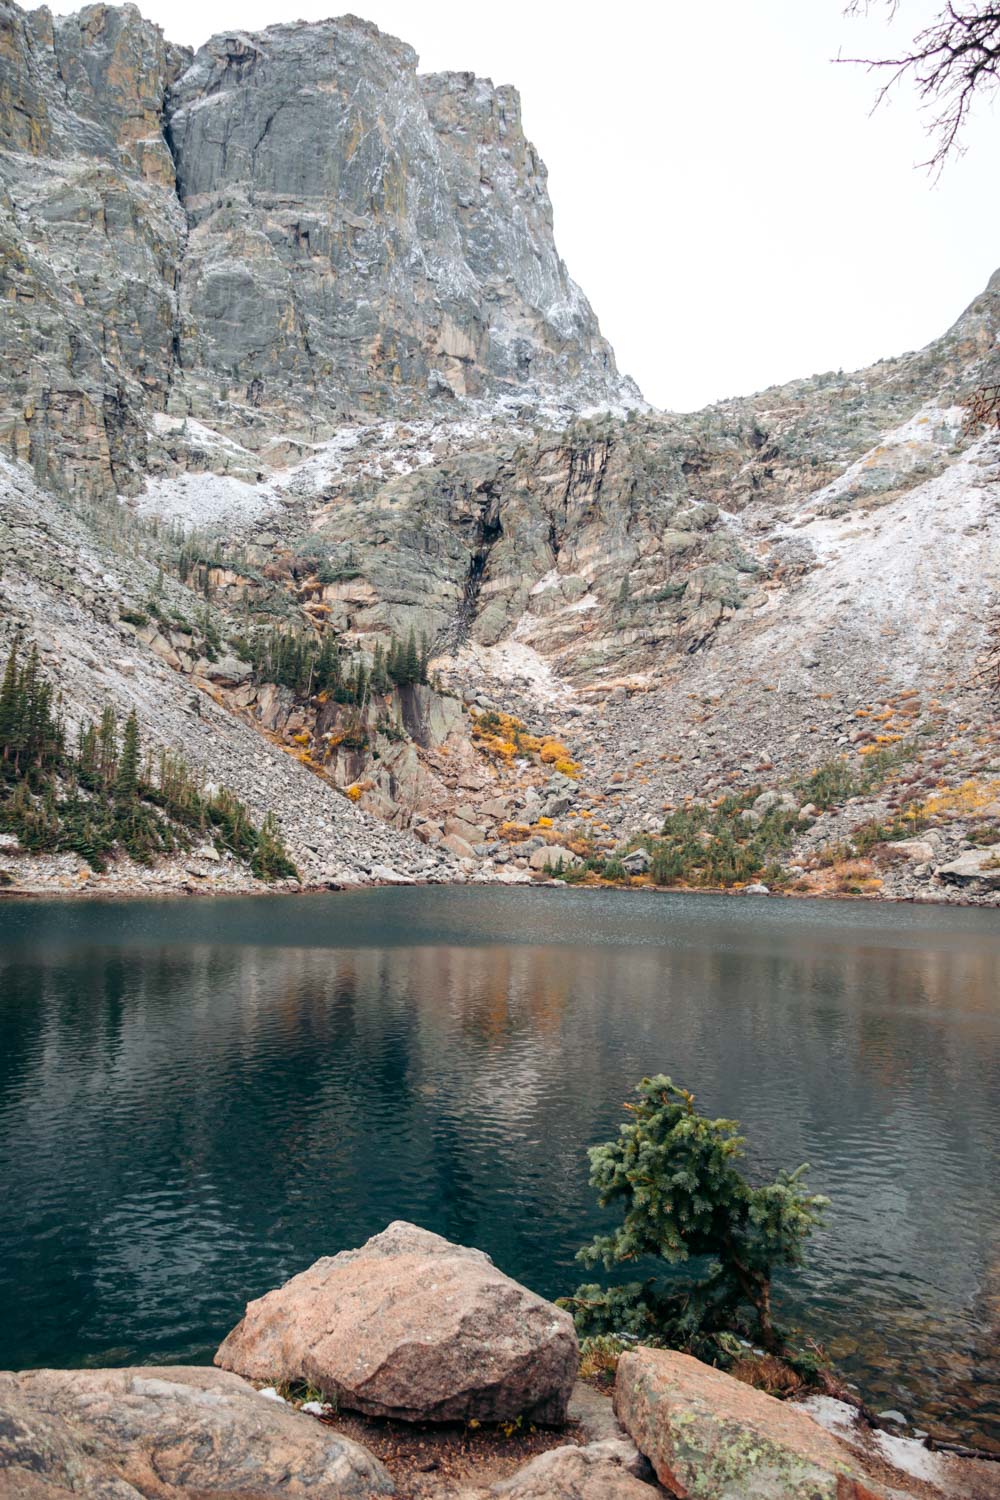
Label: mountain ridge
xmin=0 ymin=0 xmax=998 ymax=904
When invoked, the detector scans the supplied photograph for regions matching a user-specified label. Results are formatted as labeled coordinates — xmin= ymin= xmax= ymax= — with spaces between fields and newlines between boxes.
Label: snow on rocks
xmin=134 ymin=471 xmax=281 ymax=532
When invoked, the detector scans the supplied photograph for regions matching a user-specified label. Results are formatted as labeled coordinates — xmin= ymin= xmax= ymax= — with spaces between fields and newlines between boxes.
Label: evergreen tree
xmin=97 ymin=706 xmax=118 ymax=786
xmin=386 ymin=635 xmax=400 ymax=683
xmin=370 ymin=641 xmax=389 ymax=695
xmin=77 ymin=720 xmax=98 ymax=780
xmin=403 ymin=628 xmax=419 ymax=686
xmin=251 ymin=812 xmax=297 ymax=881
xmin=115 ymin=710 xmax=141 ymax=802
xmin=0 ymin=639 xmax=20 ymax=763
xmin=563 ymin=1076 xmax=828 ymax=1357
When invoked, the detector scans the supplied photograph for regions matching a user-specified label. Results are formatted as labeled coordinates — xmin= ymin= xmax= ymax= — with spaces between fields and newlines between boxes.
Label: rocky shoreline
xmin=1 ymin=870 xmax=997 ymax=909
xmin=2 ymin=1222 xmax=997 ymax=1500
xmin=1 ymin=847 xmax=997 ymax=908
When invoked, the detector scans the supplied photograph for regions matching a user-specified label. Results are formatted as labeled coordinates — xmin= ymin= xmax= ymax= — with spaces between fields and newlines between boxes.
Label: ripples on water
xmin=0 ymin=888 xmax=997 ymax=1446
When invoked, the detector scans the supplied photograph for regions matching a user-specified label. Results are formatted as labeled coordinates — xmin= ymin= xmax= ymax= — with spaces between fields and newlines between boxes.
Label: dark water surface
xmin=0 ymin=887 xmax=998 ymax=1444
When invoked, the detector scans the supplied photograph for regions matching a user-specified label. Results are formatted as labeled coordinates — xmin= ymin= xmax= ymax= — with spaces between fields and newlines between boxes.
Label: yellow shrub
xmin=554 ymin=757 xmax=580 ymax=779
xmin=921 ymin=779 xmax=1000 ymax=816
xmin=537 ymin=816 xmax=554 ymax=828
xmin=293 ymin=732 xmax=310 ymax=745
xmin=345 ymin=784 xmax=362 ymax=802
xmin=540 ymin=741 xmax=570 ymax=764
xmin=498 ymin=822 xmax=532 ymax=841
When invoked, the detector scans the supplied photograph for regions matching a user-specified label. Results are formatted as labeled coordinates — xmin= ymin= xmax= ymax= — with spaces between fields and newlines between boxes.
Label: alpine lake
xmin=0 ymin=886 xmax=997 ymax=1449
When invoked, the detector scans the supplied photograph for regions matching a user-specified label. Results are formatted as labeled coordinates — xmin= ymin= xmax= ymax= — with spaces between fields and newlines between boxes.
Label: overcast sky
xmin=137 ymin=0 xmax=999 ymax=411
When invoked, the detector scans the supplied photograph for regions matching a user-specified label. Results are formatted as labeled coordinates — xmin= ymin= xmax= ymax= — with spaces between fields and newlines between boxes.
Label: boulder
xmin=215 ymin=1221 xmax=578 ymax=1424
xmin=529 ymin=845 xmax=582 ymax=872
xmin=882 ymin=838 xmax=938 ymax=863
xmin=492 ymin=1442 xmax=658 ymax=1499
xmin=936 ymin=850 xmax=1000 ymax=888
xmin=753 ymin=790 xmax=798 ymax=816
xmin=445 ymin=815 xmax=487 ymax=845
xmin=0 ymin=1365 xmax=391 ymax=1499
xmin=621 ymin=849 xmax=650 ymax=875
xmin=479 ymin=795 xmax=513 ymax=820
xmin=566 ymin=1382 xmax=652 ymax=1478
xmin=413 ymin=818 xmax=443 ymax=845
xmin=201 ymin=656 xmax=253 ymax=685
xmin=614 ymin=1348 xmax=886 ymax=1499
xmin=441 ymin=833 xmax=476 ymax=860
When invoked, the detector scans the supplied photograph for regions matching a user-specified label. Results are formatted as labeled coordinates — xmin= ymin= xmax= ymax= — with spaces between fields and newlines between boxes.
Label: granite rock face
xmin=0 ymin=1364 xmax=393 ymax=1498
xmin=168 ymin=20 xmax=628 ymax=418
xmin=0 ymin=1 xmax=188 ymax=497
xmin=0 ymin=3 xmax=632 ymax=502
xmin=215 ymin=1220 xmax=579 ymax=1423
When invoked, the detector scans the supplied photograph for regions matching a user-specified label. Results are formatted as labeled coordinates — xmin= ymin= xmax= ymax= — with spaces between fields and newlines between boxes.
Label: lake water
xmin=0 ymin=887 xmax=997 ymax=1447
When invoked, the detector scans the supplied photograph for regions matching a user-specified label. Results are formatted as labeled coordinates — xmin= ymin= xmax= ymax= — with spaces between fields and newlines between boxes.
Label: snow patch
xmin=134 ymin=472 xmax=279 ymax=531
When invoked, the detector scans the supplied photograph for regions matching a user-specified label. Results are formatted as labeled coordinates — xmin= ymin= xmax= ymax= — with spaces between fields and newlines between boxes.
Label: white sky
xmin=135 ymin=0 xmax=999 ymax=410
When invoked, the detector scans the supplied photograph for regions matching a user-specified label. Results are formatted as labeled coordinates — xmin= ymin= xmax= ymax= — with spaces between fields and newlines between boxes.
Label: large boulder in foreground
xmin=614 ymin=1348 xmax=887 ymax=1499
xmin=216 ymin=1220 xmax=579 ymax=1424
xmin=0 ymin=1365 xmax=392 ymax=1498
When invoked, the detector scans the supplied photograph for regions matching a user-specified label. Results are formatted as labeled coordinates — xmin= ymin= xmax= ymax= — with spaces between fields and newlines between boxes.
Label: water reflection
xmin=0 ymin=888 xmax=997 ymax=1445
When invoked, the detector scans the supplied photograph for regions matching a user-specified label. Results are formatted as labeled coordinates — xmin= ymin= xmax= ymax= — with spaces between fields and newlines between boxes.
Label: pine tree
xmin=403 ymin=628 xmax=419 ymax=686
xmin=97 ymin=706 xmax=118 ymax=786
xmin=371 ymin=641 xmax=388 ymax=695
xmin=387 ymin=634 xmax=401 ymax=684
xmin=0 ymin=639 xmax=21 ymax=765
xmin=77 ymin=720 xmax=98 ymax=781
xmin=115 ymin=710 xmax=141 ymax=802
xmin=562 ymin=1076 xmax=828 ymax=1358
xmin=251 ymin=812 xmax=297 ymax=881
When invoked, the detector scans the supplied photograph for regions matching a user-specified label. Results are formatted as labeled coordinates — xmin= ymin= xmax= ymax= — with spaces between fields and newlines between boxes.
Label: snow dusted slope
xmin=778 ymin=445 xmax=998 ymax=670
xmin=0 ymin=455 xmax=456 ymax=888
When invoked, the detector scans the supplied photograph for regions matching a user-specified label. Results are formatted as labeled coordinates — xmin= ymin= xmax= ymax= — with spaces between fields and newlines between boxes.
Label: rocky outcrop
xmin=614 ymin=1348 xmax=885 ymax=1500
xmin=0 ymin=455 xmax=459 ymax=891
xmin=0 ymin=1364 xmax=393 ymax=1497
xmin=0 ymin=3 xmax=632 ymax=505
xmin=215 ymin=1220 xmax=579 ymax=1423
xmin=935 ymin=849 xmax=1000 ymax=890
xmin=168 ymin=20 xmax=631 ymax=420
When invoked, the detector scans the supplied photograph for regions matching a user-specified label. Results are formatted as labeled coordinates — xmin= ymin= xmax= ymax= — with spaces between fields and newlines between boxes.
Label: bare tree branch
xmin=840 ymin=3 xmax=1000 ymax=171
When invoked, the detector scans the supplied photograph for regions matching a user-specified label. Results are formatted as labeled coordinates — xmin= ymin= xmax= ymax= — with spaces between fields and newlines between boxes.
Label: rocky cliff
xmin=1 ymin=0 xmax=998 ymax=900
xmin=0 ymin=3 xmax=633 ymax=503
